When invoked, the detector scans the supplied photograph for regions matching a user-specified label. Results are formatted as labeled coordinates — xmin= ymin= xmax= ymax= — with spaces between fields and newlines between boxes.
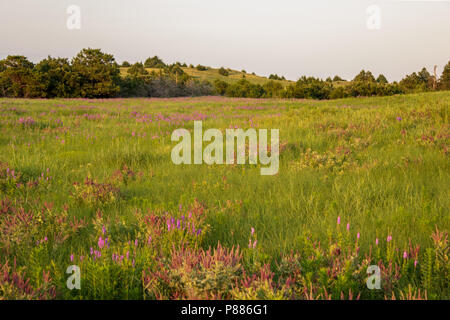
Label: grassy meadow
xmin=0 ymin=92 xmax=448 ymax=300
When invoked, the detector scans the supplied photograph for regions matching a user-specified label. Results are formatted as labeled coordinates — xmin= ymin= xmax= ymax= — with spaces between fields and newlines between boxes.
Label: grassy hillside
xmin=120 ymin=66 xmax=294 ymax=86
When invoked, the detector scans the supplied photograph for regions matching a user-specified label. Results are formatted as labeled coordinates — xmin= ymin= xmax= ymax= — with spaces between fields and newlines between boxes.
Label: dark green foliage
xmin=33 ymin=57 xmax=74 ymax=98
xmin=329 ymin=86 xmax=346 ymax=99
xmin=262 ymin=80 xmax=284 ymax=98
xmin=353 ymin=70 xmax=376 ymax=83
xmin=218 ymin=67 xmax=229 ymax=77
xmin=345 ymin=81 xmax=403 ymax=97
xmin=196 ymin=64 xmax=208 ymax=71
xmin=333 ymin=75 xmax=345 ymax=82
xmin=377 ymin=74 xmax=388 ymax=84
xmin=213 ymin=80 xmax=229 ymax=95
xmin=71 ymin=48 xmax=120 ymax=98
xmin=400 ymin=67 xmax=433 ymax=92
xmin=285 ymin=76 xmax=332 ymax=100
xmin=0 ymin=50 xmax=448 ymax=100
xmin=0 ymin=56 xmax=36 ymax=98
xmin=438 ymin=61 xmax=450 ymax=90
xmin=418 ymin=67 xmax=432 ymax=86
xmin=120 ymin=75 xmax=212 ymax=98
xmin=268 ymin=74 xmax=285 ymax=80
xmin=225 ymin=79 xmax=265 ymax=98
xmin=144 ymin=56 xmax=166 ymax=68
xmin=127 ymin=62 xmax=148 ymax=77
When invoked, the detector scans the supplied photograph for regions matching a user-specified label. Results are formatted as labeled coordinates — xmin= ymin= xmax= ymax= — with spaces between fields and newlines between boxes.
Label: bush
xmin=127 ymin=62 xmax=148 ymax=77
xmin=144 ymin=56 xmax=166 ymax=68
xmin=218 ymin=67 xmax=229 ymax=77
xmin=269 ymin=74 xmax=285 ymax=81
xmin=196 ymin=65 xmax=208 ymax=71
xmin=225 ymin=79 xmax=265 ymax=98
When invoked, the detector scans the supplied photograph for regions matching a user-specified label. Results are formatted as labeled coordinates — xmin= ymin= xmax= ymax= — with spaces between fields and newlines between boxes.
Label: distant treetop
xmin=144 ymin=56 xmax=166 ymax=68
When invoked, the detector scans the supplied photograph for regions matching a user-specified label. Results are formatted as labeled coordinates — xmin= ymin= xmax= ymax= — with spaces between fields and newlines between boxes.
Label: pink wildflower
xmin=98 ymin=236 xmax=105 ymax=249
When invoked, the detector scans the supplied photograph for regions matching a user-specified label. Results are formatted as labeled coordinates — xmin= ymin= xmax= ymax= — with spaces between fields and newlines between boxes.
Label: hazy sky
xmin=1 ymin=0 xmax=449 ymax=81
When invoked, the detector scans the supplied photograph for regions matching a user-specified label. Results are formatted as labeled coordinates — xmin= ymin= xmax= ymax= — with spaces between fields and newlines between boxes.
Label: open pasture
xmin=0 ymin=92 xmax=448 ymax=299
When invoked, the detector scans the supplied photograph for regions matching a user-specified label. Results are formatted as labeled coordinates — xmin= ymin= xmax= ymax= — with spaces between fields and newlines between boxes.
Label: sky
xmin=1 ymin=0 xmax=449 ymax=81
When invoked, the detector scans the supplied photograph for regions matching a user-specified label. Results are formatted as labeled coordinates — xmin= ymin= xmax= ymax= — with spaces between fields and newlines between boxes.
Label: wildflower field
xmin=0 ymin=92 xmax=448 ymax=300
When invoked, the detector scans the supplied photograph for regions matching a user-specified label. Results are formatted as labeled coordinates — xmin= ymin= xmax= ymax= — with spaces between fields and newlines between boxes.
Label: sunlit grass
xmin=0 ymin=92 xmax=448 ymax=299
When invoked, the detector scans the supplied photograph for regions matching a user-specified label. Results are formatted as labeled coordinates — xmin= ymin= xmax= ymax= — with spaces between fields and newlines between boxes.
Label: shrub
xmin=196 ymin=65 xmax=208 ymax=71
xmin=0 ymin=260 xmax=56 ymax=300
xmin=218 ymin=67 xmax=229 ymax=77
xmin=72 ymin=176 xmax=119 ymax=207
xmin=144 ymin=56 xmax=166 ymax=68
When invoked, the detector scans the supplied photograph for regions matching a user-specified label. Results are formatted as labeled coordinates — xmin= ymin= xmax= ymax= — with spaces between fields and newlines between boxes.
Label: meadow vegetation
xmin=0 ymin=91 xmax=448 ymax=299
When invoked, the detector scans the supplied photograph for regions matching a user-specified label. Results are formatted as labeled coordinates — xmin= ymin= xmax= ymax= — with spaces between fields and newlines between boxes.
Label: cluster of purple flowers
xmin=166 ymin=214 xmax=202 ymax=236
xmin=17 ymin=117 xmax=35 ymax=126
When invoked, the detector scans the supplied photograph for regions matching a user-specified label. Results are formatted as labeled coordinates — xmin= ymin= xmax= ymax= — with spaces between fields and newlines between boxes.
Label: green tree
xmin=33 ymin=56 xmax=73 ymax=97
xmin=144 ymin=56 xmax=166 ymax=68
xmin=218 ymin=67 xmax=229 ymax=76
xmin=269 ymin=74 xmax=282 ymax=80
xmin=214 ymin=79 xmax=229 ymax=95
xmin=196 ymin=65 xmax=208 ymax=71
xmin=127 ymin=62 xmax=148 ymax=77
xmin=418 ymin=67 xmax=432 ymax=85
xmin=121 ymin=61 xmax=131 ymax=67
xmin=71 ymin=48 xmax=120 ymax=98
xmin=439 ymin=61 xmax=450 ymax=90
xmin=376 ymin=74 xmax=388 ymax=84
xmin=225 ymin=79 xmax=265 ymax=98
xmin=353 ymin=70 xmax=376 ymax=82
xmin=165 ymin=64 xmax=188 ymax=84
xmin=263 ymin=80 xmax=284 ymax=98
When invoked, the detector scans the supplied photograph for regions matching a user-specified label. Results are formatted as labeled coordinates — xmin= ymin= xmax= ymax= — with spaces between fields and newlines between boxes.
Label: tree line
xmin=0 ymin=48 xmax=449 ymax=99
xmin=0 ymin=49 xmax=212 ymax=98
xmin=215 ymin=68 xmax=450 ymax=99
